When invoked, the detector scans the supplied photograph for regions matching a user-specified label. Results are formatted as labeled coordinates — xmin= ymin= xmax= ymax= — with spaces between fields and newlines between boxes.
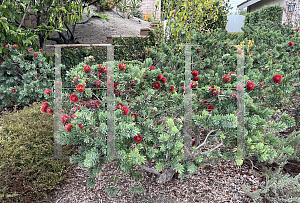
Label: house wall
xmin=139 ymin=0 xmax=161 ymax=21
xmin=247 ymin=0 xmax=299 ymax=27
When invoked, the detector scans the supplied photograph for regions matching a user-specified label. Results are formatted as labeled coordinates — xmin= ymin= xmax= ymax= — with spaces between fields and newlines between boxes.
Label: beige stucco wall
xmin=139 ymin=0 xmax=161 ymax=22
xmin=247 ymin=0 xmax=299 ymax=27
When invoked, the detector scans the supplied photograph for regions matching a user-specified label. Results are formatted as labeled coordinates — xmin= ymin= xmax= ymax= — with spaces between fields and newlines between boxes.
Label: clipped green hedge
xmin=227 ymin=31 xmax=244 ymax=41
xmin=57 ymin=30 xmax=156 ymax=72
xmin=244 ymin=4 xmax=282 ymax=27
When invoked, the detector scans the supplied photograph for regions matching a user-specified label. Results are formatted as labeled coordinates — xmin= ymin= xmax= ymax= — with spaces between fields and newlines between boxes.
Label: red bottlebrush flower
xmin=11 ymin=89 xmax=16 ymax=93
xmin=131 ymin=113 xmax=137 ymax=120
xmin=237 ymin=50 xmax=243 ymax=55
xmin=89 ymin=56 xmax=95 ymax=61
xmin=65 ymin=123 xmax=73 ymax=132
xmin=98 ymin=72 xmax=102 ymax=78
xmin=134 ymin=135 xmax=143 ymax=143
xmin=78 ymin=124 xmax=84 ymax=130
xmin=143 ymin=74 xmax=148 ymax=79
xmin=116 ymin=103 xmax=124 ymax=109
xmin=149 ymin=66 xmax=155 ymax=70
xmin=46 ymin=107 xmax=54 ymax=114
xmin=98 ymin=64 xmax=105 ymax=72
xmin=197 ymin=49 xmax=200 ymax=53
xmin=42 ymin=102 xmax=49 ymax=108
xmin=158 ymin=74 xmax=163 ymax=80
xmin=229 ymin=71 xmax=236 ymax=75
xmin=131 ymin=82 xmax=136 ymax=87
xmin=84 ymin=65 xmax=91 ymax=73
xmin=5 ymin=45 xmax=9 ymax=49
xmin=94 ymin=101 xmax=101 ymax=108
xmin=154 ymin=82 xmax=160 ymax=89
xmin=44 ymin=89 xmax=52 ymax=94
xmin=170 ymin=85 xmax=175 ymax=92
xmin=289 ymin=41 xmax=294 ymax=47
xmin=39 ymin=49 xmax=43 ymax=52
xmin=118 ymin=91 xmax=121 ymax=96
xmin=13 ymin=44 xmax=18 ymax=48
xmin=207 ymin=105 xmax=214 ymax=111
xmin=33 ymin=53 xmax=38 ymax=57
xmin=76 ymin=84 xmax=85 ymax=92
xmin=70 ymin=114 xmax=76 ymax=119
xmin=0 ymin=62 xmax=2 ymax=65
xmin=114 ymin=83 xmax=118 ymax=89
xmin=192 ymin=71 xmax=198 ymax=76
xmin=192 ymin=140 xmax=196 ymax=146
xmin=202 ymin=100 xmax=208 ymax=103
xmin=122 ymin=106 xmax=130 ymax=115
xmin=119 ymin=63 xmax=126 ymax=70
xmin=28 ymin=48 xmax=33 ymax=52
xmin=85 ymin=103 xmax=91 ymax=109
xmin=37 ymin=73 xmax=40 ymax=77
xmin=273 ymin=74 xmax=282 ymax=83
xmin=246 ymin=81 xmax=255 ymax=90
xmin=161 ymin=77 xmax=167 ymax=83
xmin=147 ymin=48 xmax=150 ymax=54
xmin=41 ymin=106 xmax=47 ymax=113
xmin=70 ymin=95 xmax=79 ymax=103
xmin=193 ymin=76 xmax=199 ymax=81
xmin=222 ymin=75 xmax=231 ymax=83
xmin=94 ymin=80 xmax=101 ymax=87
xmin=60 ymin=114 xmax=70 ymax=123
xmin=103 ymin=67 xmax=108 ymax=73
xmin=191 ymin=81 xmax=197 ymax=88
xmin=181 ymin=86 xmax=185 ymax=91
xmin=73 ymin=76 xmax=79 ymax=83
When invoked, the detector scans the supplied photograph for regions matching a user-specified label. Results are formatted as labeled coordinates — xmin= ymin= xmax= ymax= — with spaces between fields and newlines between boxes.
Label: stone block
xmin=24 ymin=19 xmax=31 ymax=27
xmin=30 ymin=15 xmax=37 ymax=21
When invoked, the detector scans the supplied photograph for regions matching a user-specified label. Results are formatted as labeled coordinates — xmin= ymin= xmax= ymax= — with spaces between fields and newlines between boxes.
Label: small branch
xmin=196 ymin=129 xmax=216 ymax=151
xmin=46 ymin=36 xmax=64 ymax=44
xmin=58 ymin=31 xmax=68 ymax=43
xmin=138 ymin=164 xmax=161 ymax=176
xmin=64 ymin=22 xmax=75 ymax=41
xmin=200 ymin=142 xmax=223 ymax=155
xmin=14 ymin=63 xmax=24 ymax=75
xmin=15 ymin=20 xmax=28 ymax=30
xmin=17 ymin=3 xmax=30 ymax=30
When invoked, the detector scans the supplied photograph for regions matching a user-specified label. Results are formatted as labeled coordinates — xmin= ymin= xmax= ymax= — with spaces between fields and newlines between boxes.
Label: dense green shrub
xmin=244 ymin=4 xmax=283 ymax=27
xmin=0 ymin=101 xmax=78 ymax=202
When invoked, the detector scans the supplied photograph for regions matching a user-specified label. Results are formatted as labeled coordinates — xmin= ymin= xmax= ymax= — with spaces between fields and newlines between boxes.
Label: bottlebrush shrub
xmin=45 ymin=22 xmax=299 ymax=190
xmin=0 ymin=45 xmax=61 ymax=111
xmin=43 ymin=56 xmax=235 ymax=190
xmin=148 ymin=27 xmax=298 ymax=167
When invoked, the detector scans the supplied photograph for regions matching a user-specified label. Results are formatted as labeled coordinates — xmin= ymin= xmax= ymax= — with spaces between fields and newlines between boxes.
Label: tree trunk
xmin=37 ymin=11 xmax=45 ymax=48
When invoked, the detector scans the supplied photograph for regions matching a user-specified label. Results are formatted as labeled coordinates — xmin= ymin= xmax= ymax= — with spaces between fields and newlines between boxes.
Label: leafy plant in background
xmin=131 ymin=8 xmax=143 ymax=19
xmin=98 ymin=0 xmax=116 ymax=11
xmin=155 ymin=0 xmax=232 ymax=44
xmin=114 ymin=0 xmax=143 ymax=19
